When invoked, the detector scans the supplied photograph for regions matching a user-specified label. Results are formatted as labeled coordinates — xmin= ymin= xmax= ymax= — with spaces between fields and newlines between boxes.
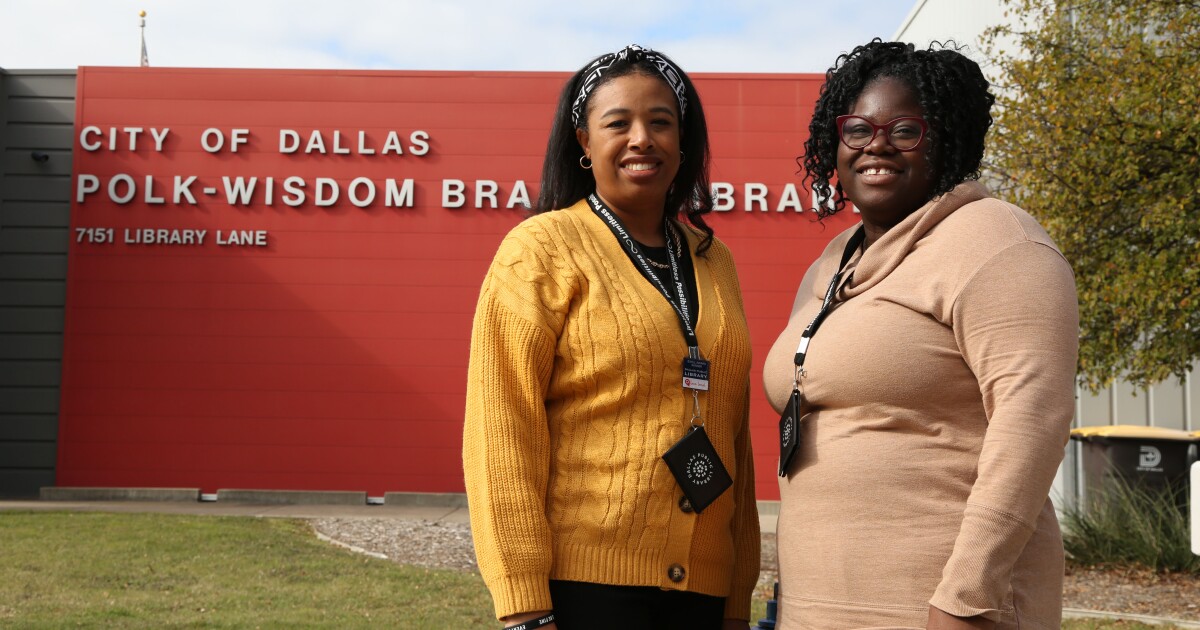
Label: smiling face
xmin=836 ymin=76 xmax=938 ymax=236
xmin=576 ymin=71 xmax=682 ymax=221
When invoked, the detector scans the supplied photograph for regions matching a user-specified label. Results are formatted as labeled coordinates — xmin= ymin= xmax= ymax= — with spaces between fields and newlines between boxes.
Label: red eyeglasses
xmin=836 ymin=115 xmax=928 ymax=151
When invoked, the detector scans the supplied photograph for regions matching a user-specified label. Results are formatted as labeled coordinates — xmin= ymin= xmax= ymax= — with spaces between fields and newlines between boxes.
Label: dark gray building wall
xmin=0 ymin=69 xmax=76 ymax=497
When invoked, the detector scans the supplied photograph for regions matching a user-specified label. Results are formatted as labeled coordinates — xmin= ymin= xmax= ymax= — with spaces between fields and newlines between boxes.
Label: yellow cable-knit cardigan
xmin=463 ymin=199 xmax=760 ymax=621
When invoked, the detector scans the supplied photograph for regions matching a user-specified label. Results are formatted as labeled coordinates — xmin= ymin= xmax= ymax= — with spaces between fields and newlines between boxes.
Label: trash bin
xmin=1070 ymin=425 xmax=1199 ymax=512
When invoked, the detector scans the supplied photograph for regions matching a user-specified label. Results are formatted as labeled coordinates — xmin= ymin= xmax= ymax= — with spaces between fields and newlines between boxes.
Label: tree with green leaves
xmin=983 ymin=0 xmax=1200 ymax=391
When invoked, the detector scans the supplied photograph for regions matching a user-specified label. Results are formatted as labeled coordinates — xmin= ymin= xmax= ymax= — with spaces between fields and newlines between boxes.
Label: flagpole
xmin=139 ymin=10 xmax=149 ymax=67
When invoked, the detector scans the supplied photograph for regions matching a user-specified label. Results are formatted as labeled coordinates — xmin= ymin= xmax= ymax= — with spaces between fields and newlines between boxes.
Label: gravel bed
xmin=311 ymin=517 xmax=477 ymax=572
xmin=1063 ymin=565 xmax=1200 ymax=621
xmin=311 ymin=518 xmax=1199 ymax=622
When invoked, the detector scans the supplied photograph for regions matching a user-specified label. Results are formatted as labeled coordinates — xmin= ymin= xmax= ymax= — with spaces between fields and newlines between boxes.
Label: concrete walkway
xmin=0 ymin=498 xmax=471 ymax=523
xmin=0 ymin=490 xmax=778 ymax=534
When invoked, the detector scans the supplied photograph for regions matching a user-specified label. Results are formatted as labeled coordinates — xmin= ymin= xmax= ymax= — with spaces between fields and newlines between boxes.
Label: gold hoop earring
xmin=579 ymin=155 xmax=592 ymax=169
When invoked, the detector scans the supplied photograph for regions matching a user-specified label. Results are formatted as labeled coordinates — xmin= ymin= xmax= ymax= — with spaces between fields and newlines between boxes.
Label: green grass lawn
xmin=0 ymin=511 xmax=1180 ymax=629
xmin=0 ymin=511 xmax=494 ymax=628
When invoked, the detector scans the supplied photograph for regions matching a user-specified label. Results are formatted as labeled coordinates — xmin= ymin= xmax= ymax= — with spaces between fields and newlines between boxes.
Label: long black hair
xmin=801 ymin=39 xmax=995 ymax=217
xmin=536 ymin=47 xmax=716 ymax=254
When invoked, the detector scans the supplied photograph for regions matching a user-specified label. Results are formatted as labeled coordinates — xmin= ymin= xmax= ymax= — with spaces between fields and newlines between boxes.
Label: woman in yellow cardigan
xmin=463 ymin=45 xmax=759 ymax=630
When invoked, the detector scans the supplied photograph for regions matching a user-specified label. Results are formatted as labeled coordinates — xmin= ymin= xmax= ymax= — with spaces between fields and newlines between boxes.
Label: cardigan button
xmin=667 ymin=563 xmax=686 ymax=583
xmin=678 ymin=496 xmax=693 ymax=513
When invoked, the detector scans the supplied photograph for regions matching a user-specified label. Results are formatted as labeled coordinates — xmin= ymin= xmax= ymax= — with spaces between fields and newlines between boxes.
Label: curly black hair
xmin=536 ymin=48 xmax=715 ymax=254
xmin=801 ymin=39 xmax=995 ymax=218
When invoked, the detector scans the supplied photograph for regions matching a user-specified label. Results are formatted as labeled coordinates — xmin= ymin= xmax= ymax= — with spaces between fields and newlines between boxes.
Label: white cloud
xmin=0 ymin=0 xmax=914 ymax=73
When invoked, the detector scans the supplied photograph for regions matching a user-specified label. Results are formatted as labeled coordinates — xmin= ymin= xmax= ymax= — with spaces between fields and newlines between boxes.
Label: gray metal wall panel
xmin=1 ymin=73 xmax=75 ymax=98
xmin=0 ymin=334 xmax=63 ymax=360
xmin=1115 ymin=381 xmax=1150 ymax=425
xmin=1078 ymin=388 xmax=1110 ymax=426
xmin=0 ymin=387 xmax=60 ymax=414
xmin=0 ymin=308 xmax=65 ymax=334
xmin=0 ymin=470 xmax=56 ymax=498
xmin=3 ymin=125 xmax=76 ymax=149
xmin=0 ymin=442 xmax=57 ymax=468
xmin=3 ymin=149 xmax=72 ymax=176
xmin=3 ymin=98 xmax=74 ymax=125
xmin=1074 ymin=369 xmax=1198 ymax=430
xmin=0 ymin=361 xmax=62 ymax=386
xmin=0 ymin=254 xmax=69 ymax=279
xmin=0 ymin=280 xmax=66 ymax=306
xmin=0 ymin=227 xmax=69 ymax=254
xmin=1151 ymin=378 xmax=1187 ymax=431
xmin=0 ymin=71 xmax=7 ymax=153
xmin=0 ymin=71 xmax=72 ymax=498
xmin=0 ymin=414 xmax=58 ymax=440
xmin=0 ymin=175 xmax=72 ymax=202
xmin=0 ymin=201 xmax=71 ymax=227
xmin=1190 ymin=371 xmax=1198 ymax=431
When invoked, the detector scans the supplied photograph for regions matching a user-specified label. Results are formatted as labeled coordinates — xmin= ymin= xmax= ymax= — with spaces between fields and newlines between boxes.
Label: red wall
xmin=59 ymin=67 xmax=856 ymax=501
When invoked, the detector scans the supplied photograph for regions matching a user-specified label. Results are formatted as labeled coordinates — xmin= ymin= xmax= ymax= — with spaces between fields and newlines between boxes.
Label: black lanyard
xmin=778 ymin=226 xmax=865 ymax=478
xmin=590 ymin=196 xmax=727 ymax=503
xmin=588 ymin=194 xmax=700 ymax=356
xmin=792 ymin=226 xmax=865 ymax=383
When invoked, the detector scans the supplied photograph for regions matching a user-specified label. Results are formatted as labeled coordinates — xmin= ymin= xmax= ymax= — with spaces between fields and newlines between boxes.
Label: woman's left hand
xmin=926 ymin=605 xmax=996 ymax=630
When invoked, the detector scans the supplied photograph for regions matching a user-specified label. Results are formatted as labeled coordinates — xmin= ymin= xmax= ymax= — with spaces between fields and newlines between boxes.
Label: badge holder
xmin=662 ymin=423 xmax=732 ymax=514
xmin=778 ymin=386 xmax=802 ymax=477
xmin=662 ymin=356 xmax=731 ymax=514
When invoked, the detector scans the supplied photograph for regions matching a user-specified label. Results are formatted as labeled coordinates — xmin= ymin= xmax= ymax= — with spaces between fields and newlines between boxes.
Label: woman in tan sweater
xmin=764 ymin=41 xmax=1078 ymax=630
xmin=464 ymin=45 xmax=759 ymax=630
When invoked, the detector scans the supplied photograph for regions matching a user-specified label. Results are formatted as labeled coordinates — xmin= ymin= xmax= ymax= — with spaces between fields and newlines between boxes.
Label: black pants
xmin=548 ymin=580 xmax=726 ymax=630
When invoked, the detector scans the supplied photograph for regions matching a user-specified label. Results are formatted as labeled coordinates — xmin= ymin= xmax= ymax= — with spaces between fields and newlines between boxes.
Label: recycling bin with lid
xmin=1070 ymin=425 xmax=1199 ymax=512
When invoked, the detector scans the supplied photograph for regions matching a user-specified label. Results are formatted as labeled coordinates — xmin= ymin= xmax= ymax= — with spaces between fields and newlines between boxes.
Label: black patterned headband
xmin=570 ymin=44 xmax=689 ymax=128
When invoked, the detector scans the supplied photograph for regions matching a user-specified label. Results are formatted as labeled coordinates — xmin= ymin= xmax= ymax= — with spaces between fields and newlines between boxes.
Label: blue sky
xmin=0 ymin=1 xmax=917 ymax=73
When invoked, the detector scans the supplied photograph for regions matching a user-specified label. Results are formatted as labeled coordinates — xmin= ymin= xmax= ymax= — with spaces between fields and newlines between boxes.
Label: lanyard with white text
xmin=779 ymin=226 xmax=864 ymax=477
xmin=589 ymin=194 xmax=732 ymax=512
xmin=792 ymin=226 xmax=865 ymax=382
xmin=589 ymin=194 xmax=698 ymax=350
xmin=588 ymin=194 xmax=710 ymax=414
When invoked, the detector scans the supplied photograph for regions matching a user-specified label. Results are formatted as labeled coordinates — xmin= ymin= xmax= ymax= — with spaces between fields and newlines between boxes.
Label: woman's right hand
xmin=502 ymin=610 xmax=555 ymax=630
xmin=926 ymin=605 xmax=995 ymax=630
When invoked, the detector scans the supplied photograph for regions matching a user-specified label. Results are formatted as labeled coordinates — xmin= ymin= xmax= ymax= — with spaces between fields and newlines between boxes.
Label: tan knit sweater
xmin=463 ymin=199 xmax=760 ymax=621
xmin=763 ymin=182 xmax=1078 ymax=630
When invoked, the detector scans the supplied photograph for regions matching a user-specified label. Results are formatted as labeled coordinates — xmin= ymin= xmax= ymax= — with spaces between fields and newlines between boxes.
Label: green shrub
xmin=1062 ymin=477 xmax=1198 ymax=573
